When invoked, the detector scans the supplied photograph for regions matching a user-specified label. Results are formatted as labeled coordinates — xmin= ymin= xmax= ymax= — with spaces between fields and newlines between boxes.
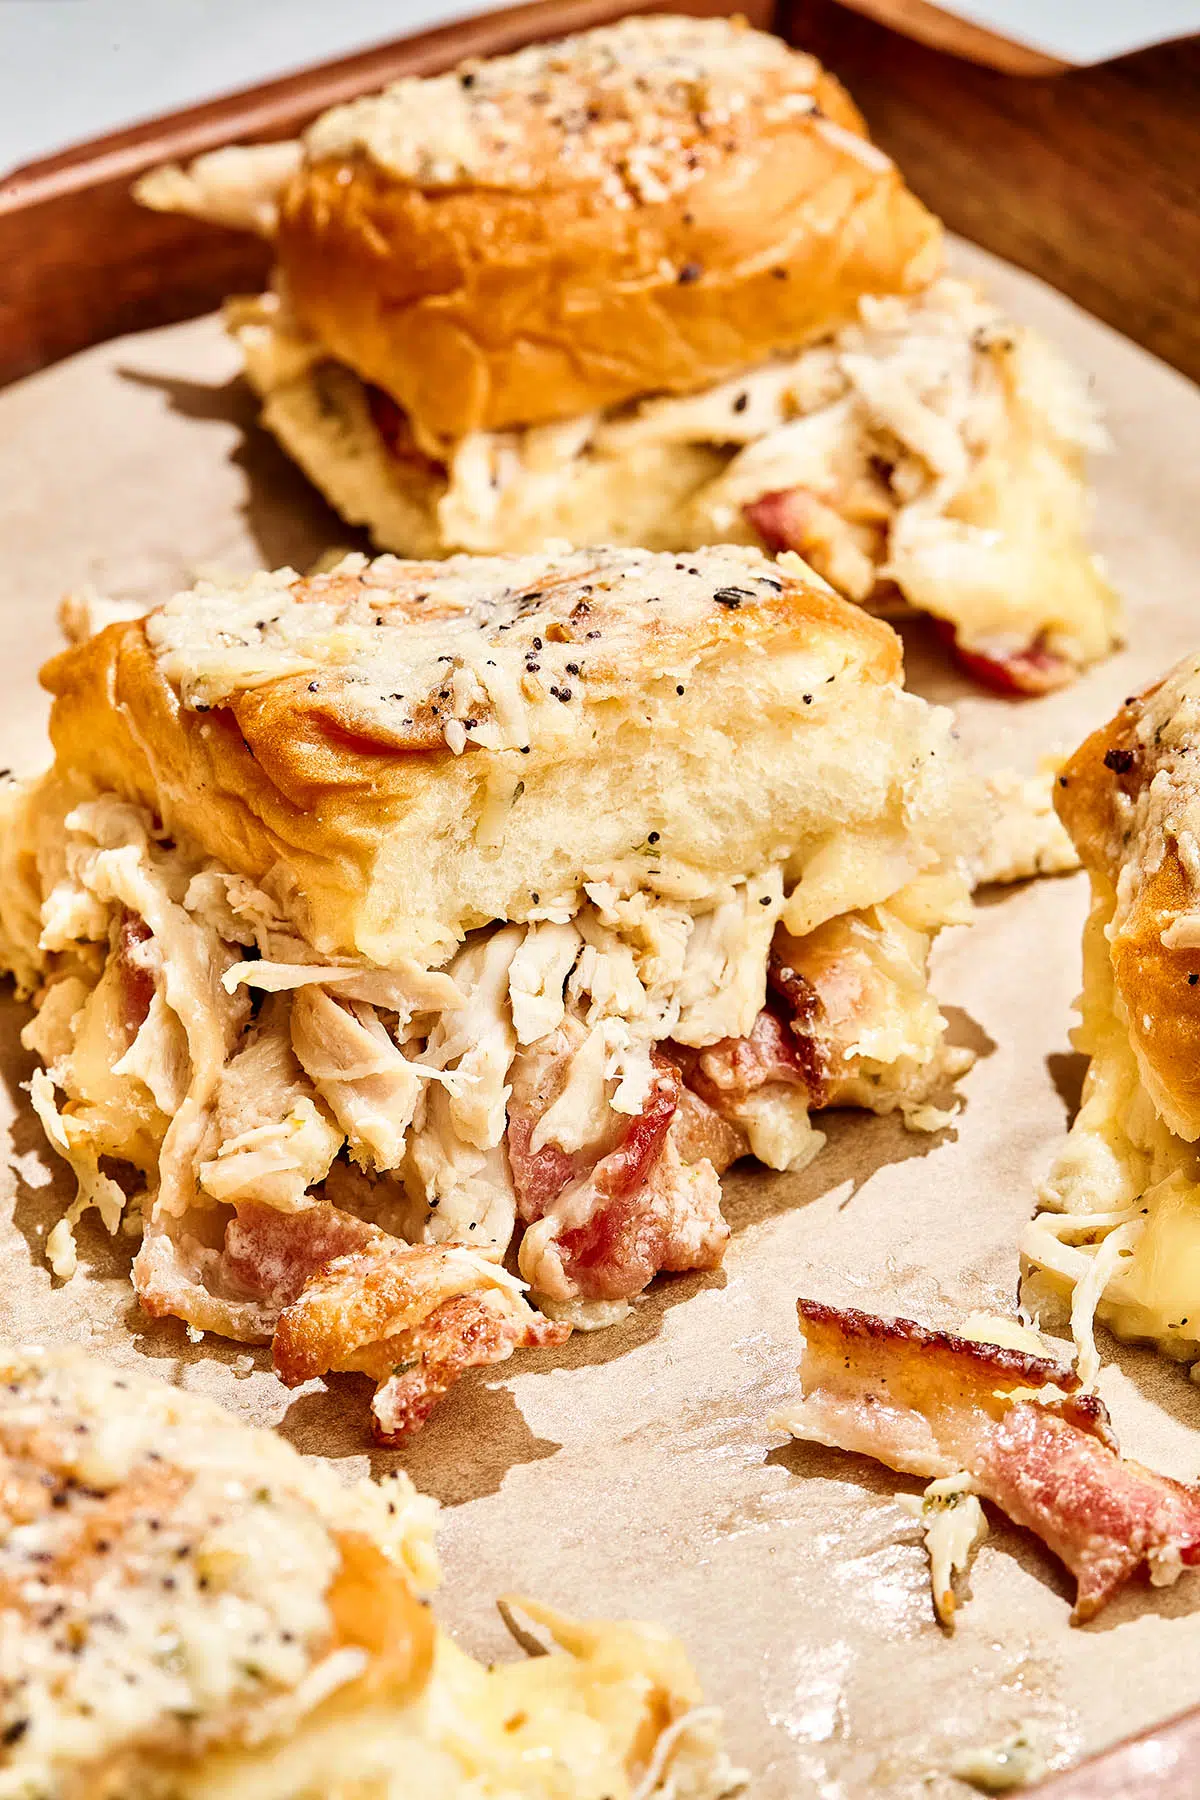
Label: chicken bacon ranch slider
xmin=1024 ymin=655 xmax=1200 ymax=1383
xmin=0 ymin=543 xmax=981 ymax=1438
xmin=137 ymin=14 xmax=1118 ymax=695
xmin=0 ymin=1345 xmax=740 ymax=1798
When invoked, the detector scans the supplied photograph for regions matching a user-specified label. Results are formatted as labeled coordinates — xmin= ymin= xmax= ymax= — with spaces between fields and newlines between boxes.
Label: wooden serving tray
xmin=0 ymin=3 xmax=1198 ymax=1792
xmin=0 ymin=0 xmax=770 ymax=387
xmin=2 ymin=0 xmax=1196 ymax=387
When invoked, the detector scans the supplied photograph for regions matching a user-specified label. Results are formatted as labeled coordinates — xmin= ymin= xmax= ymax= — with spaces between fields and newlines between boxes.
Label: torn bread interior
xmin=0 ymin=1345 xmax=741 ymax=1800
xmin=136 ymin=16 xmax=1117 ymax=694
xmin=0 ymin=545 xmax=980 ymax=1438
xmin=777 ymin=1300 xmax=1200 ymax=1622
xmin=1024 ymin=654 xmax=1200 ymax=1379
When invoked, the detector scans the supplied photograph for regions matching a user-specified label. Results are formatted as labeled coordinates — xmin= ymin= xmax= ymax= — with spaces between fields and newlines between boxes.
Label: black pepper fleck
xmin=1103 ymin=747 xmax=1135 ymax=774
xmin=677 ymin=262 xmax=703 ymax=284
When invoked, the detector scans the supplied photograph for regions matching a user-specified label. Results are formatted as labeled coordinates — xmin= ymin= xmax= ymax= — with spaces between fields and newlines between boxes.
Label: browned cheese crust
xmin=41 ymin=545 xmax=903 ymax=963
xmin=275 ymin=15 xmax=941 ymax=445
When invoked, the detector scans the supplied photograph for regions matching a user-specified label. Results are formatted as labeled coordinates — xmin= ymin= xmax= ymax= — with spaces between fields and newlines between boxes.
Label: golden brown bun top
xmin=40 ymin=545 xmax=979 ymax=967
xmin=44 ymin=544 xmax=898 ymax=794
xmin=276 ymin=13 xmax=943 ymax=445
xmin=1057 ymin=654 xmax=1200 ymax=1140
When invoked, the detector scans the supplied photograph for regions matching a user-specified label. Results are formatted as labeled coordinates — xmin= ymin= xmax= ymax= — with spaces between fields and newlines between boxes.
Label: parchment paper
xmin=1 ymin=240 xmax=1198 ymax=1796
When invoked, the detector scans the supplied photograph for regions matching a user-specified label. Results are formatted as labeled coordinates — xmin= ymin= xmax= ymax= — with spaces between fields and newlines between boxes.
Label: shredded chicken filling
xmin=230 ymin=275 xmax=1113 ymax=677
xmin=1 ymin=780 xmax=966 ymax=1432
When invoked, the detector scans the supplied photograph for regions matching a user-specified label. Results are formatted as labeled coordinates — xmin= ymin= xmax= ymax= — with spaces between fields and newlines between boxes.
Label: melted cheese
xmin=226 ymin=278 xmax=1115 ymax=669
xmin=897 ymin=1473 xmax=988 ymax=1625
xmin=0 ymin=1351 xmax=740 ymax=1800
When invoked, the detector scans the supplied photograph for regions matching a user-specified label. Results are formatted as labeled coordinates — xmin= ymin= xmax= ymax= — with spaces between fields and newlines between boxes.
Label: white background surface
xmin=0 ymin=0 xmax=471 ymax=174
xmin=3 ymin=0 xmax=1198 ymax=177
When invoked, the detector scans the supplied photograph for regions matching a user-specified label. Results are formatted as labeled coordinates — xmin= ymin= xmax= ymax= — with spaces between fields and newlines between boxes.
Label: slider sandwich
xmin=1025 ymin=656 xmax=1200 ymax=1380
xmin=0 ymin=1345 xmax=739 ymax=1798
xmin=0 ymin=543 xmax=981 ymax=1437
xmin=138 ymin=14 xmax=1118 ymax=693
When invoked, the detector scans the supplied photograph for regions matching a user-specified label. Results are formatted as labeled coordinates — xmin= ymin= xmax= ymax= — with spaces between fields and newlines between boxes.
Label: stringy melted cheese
xmin=0 ymin=765 xmax=968 ymax=1303
xmin=302 ymin=14 xmax=823 ymax=198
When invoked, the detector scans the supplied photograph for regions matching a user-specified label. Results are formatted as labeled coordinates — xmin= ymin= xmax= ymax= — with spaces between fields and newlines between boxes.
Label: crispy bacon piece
xmin=933 ymin=621 xmax=1075 ymax=697
xmin=368 ymin=1293 xmax=565 ymax=1442
xmin=671 ymin=1085 xmax=748 ymax=1176
xmin=665 ymin=965 xmax=826 ymax=1155
xmin=364 ymin=385 xmax=446 ymax=478
xmin=221 ymin=1199 xmax=375 ymax=1310
xmin=506 ymin=1111 xmax=575 ymax=1216
xmin=787 ymin=1300 xmax=1200 ymax=1621
xmin=236 ymin=1200 xmax=568 ymax=1442
xmin=143 ymin=1199 xmax=566 ymax=1442
xmin=744 ymin=488 xmax=819 ymax=557
xmin=513 ymin=1063 xmax=729 ymax=1304
xmin=750 ymin=489 xmax=1076 ymax=696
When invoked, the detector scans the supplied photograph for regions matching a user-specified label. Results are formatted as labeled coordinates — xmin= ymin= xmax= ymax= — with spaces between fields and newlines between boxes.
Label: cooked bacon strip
xmin=751 ymin=486 xmax=1077 ymax=696
xmin=933 ymin=622 xmax=1075 ymax=697
xmin=220 ymin=1198 xmax=376 ymax=1310
xmin=514 ymin=1063 xmax=729 ymax=1304
xmin=365 ymin=384 xmax=446 ymax=478
xmin=744 ymin=488 xmax=821 ymax=557
xmin=505 ymin=1110 xmax=575 ymax=1216
xmin=785 ymin=1300 xmax=1200 ymax=1621
xmin=144 ymin=1198 xmax=565 ymax=1440
xmin=114 ymin=911 xmax=156 ymax=1036
xmin=671 ymin=1084 xmax=748 ymax=1176
xmin=369 ymin=1292 xmax=565 ymax=1442
xmin=743 ymin=490 xmax=881 ymax=604
xmin=665 ymin=963 xmax=827 ymax=1159
xmin=669 ymin=1003 xmax=818 ymax=1114
xmin=507 ymin=1038 xmax=730 ymax=1304
xmin=243 ymin=1200 xmax=568 ymax=1440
